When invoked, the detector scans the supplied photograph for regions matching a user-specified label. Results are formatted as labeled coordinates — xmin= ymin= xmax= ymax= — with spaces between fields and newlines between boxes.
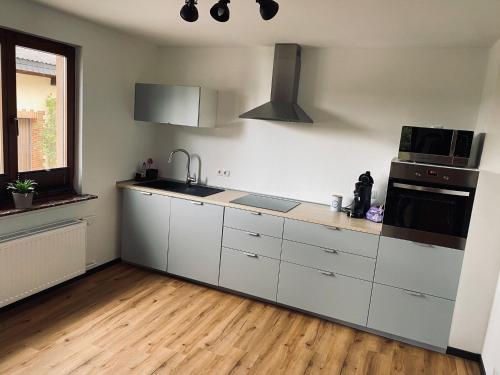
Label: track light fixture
xmin=180 ymin=0 xmax=199 ymax=22
xmin=210 ymin=0 xmax=230 ymax=22
xmin=256 ymin=0 xmax=279 ymax=20
xmin=180 ymin=0 xmax=279 ymax=22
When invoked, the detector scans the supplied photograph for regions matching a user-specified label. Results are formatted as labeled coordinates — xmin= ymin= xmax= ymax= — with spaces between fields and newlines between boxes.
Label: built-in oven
xmin=398 ymin=126 xmax=484 ymax=168
xmin=382 ymin=160 xmax=479 ymax=250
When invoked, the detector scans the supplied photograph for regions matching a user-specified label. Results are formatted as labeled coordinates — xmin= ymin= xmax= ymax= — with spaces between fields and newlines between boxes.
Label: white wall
xmin=0 ymin=0 xmax=158 ymax=267
xmin=154 ymin=46 xmax=487 ymax=205
xmin=483 ymin=273 xmax=500 ymax=375
xmin=449 ymin=39 xmax=500 ymax=356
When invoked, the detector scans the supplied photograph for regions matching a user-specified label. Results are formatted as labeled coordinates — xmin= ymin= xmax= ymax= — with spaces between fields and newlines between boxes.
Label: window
xmin=0 ymin=28 xmax=75 ymax=201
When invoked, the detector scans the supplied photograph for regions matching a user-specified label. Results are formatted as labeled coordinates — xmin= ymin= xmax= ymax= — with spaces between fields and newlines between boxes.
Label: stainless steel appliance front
xmin=398 ymin=126 xmax=484 ymax=168
xmin=382 ymin=160 xmax=479 ymax=250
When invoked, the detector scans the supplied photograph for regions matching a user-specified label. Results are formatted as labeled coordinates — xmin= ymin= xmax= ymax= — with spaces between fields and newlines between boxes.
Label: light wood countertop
xmin=116 ymin=180 xmax=382 ymax=236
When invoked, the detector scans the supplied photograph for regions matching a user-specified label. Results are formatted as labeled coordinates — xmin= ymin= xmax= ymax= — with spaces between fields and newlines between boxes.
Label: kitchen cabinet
xmin=134 ymin=83 xmax=218 ymax=128
xmin=368 ymin=283 xmax=455 ymax=349
xmin=278 ymin=261 xmax=372 ymax=326
xmin=219 ymin=247 xmax=280 ymax=301
xmin=281 ymin=240 xmax=376 ymax=282
xmin=121 ymin=189 xmax=170 ymax=271
xmin=375 ymin=236 xmax=464 ymax=300
xmin=222 ymin=227 xmax=282 ymax=259
xmin=283 ymin=219 xmax=379 ymax=258
xmin=168 ymin=198 xmax=224 ymax=285
xmin=224 ymin=207 xmax=284 ymax=238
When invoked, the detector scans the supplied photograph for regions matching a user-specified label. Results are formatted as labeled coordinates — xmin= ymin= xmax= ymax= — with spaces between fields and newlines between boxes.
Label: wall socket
xmin=217 ymin=169 xmax=231 ymax=177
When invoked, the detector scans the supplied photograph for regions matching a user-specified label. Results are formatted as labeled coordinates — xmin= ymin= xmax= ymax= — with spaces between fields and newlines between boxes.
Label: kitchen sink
xmin=135 ymin=179 xmax=225 ymax=197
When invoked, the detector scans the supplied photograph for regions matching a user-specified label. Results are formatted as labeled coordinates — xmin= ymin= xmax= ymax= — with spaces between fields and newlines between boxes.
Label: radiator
xmin=0 ymin=220 xmax=87 ymax=308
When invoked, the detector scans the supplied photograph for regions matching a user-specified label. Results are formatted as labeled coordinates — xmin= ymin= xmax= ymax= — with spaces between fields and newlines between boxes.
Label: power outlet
xmin=223 ymin=170 xmax=231 ymax=177
xmin=217 ymin=169 xmax=224 ymax=177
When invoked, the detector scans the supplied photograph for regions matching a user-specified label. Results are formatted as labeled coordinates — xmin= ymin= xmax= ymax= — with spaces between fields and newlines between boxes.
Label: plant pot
xmin=12 ymin=192 xmax=34 ymax=209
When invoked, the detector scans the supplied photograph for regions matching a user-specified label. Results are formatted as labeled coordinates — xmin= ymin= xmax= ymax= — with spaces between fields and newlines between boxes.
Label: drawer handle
xmin=412 ymin=242 xmax=434 ymax=248
xmin=250 ymin=212 xmax=262 ymax=216
xmin=323 ymin=249 xmax=339 ymax=254
xmin=246 ymin=232 xmax=260 ymax=237
xmin=140 ymin=192 xmax=153 ymax=196
xmin=319 ymin=270 xmax=335 ymax=277
xmin=243 ymin=252 xmax=258 ymax=258
xmin=323 ymin=225 xmax=340 ymax=231
xmin=404 ymin=290 xmax=426 ymax=298
xmin=191 ymin=201 xmax=204 ymax=206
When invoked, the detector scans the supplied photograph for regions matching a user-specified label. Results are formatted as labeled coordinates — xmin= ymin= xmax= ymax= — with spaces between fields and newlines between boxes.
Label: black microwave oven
xmin=398 ymin=126 xmax=484 ymax=167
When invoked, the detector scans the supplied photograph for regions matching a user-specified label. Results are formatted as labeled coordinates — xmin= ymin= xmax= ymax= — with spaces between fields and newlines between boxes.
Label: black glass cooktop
xmin=230 ymin=194 xmax=300 ymax=213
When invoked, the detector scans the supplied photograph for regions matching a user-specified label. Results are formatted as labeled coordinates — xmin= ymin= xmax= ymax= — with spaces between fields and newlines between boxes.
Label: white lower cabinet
xmin=367 ymin=283 xmax=455 ymax=349
xmin=219 ymin=247 xmax=280 ymax=301
xmin=277 ymin=261 xmax=372 ymax=326
xmin=167 ymin=198 xmax=224 ymax=285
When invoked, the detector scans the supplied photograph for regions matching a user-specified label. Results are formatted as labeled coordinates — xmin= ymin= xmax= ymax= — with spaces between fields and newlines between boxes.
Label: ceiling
xmin=31 ymin=0 xmax=500 ymax=48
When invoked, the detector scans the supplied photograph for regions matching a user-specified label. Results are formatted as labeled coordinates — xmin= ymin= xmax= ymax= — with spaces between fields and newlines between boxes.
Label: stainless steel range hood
xmin=239 ymin=44 xmax=313 ymax=123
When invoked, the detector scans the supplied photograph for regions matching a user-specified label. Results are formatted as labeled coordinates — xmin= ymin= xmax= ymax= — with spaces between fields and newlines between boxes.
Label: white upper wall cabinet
xmin=134 ymin=83 xmax=218 ymax=128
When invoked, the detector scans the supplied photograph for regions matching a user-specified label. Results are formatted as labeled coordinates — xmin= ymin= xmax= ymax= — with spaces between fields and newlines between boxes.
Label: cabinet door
xmin=375 ymin=236 xmax=464 ymax=300
xmin=277 ymin=261 xmax=372 ymax=326
xmin=283 ymin=219 xmax=379 ymax=258
xmin=121 ymin=189 xmax=170 ymax=271
xmin=168 ymin=198 xmax=224 ymax=285
xmin=135 ymin=84 xmax=200 ymax=127
xmin=219 ymin=247 xmax=280 ymax=301
xmin=368 ymin=283 xmax=455 ymax=349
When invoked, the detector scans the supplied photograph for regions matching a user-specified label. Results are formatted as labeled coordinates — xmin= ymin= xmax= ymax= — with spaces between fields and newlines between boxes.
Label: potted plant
xmin=7 ymin=179 xmax=37 ymax=209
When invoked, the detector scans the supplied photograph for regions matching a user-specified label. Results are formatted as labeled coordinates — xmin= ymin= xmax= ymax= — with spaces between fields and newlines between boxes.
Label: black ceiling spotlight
xmin=180 ymin=0 xmax=199 ymax=22
xmin=256 ymin=0 xmax=279 ymax=20
xmin=180 ymin=0 xmax=279 ymax=22
xmin=210 ymin=0 xmax=231 ymax=22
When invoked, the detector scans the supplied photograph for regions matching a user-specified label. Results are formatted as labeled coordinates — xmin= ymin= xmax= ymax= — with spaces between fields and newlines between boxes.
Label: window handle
xmin=11 ymin=117 xmax=19 ymax=136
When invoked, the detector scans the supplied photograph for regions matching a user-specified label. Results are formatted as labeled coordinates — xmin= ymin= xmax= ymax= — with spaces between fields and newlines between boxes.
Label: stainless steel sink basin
xmin=135 ymin=179 xmax=225 ymax=197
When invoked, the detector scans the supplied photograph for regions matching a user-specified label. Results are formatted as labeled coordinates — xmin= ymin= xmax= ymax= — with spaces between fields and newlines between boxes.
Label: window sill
xmin=0 ymin=194 xmax=98 ymax=218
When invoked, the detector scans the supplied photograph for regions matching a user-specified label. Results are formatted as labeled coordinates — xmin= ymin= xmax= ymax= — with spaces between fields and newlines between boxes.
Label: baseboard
xmin=0 ymin=258 xmax=121 ymax=314
xmin=446 ymin=347 xmax=486 ymax=375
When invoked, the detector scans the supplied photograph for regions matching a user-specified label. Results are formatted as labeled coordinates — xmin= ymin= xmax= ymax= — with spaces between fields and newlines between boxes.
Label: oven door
xmin=382 ymin=179 xmax=476 ymax=250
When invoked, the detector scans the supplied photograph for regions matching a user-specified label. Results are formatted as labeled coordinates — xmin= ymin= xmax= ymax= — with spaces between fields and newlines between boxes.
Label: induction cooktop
xmin=230 ymin=194 xmax=300 ymax=213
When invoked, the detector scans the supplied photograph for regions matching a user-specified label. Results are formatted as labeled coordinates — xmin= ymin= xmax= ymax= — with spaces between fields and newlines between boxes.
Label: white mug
xmin=330 ymin=194 xmax=343 ymax=212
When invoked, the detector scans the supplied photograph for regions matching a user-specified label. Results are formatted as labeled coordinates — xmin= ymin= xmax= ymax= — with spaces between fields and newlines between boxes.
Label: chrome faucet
xmin=168 ymin=149 xmax=197 ymax=185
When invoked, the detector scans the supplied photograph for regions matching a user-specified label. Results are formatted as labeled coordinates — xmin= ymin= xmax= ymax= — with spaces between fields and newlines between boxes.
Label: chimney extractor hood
xmin=239 ymin=44 xmax=313 ymax=123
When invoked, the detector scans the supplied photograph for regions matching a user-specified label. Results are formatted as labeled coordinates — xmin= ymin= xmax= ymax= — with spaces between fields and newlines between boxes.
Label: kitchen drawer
xmin=281 ymin=240 xmax=376 ymax=281
xmin=219 ymin=247 xmax=279 ymax=301
xmin=277 ymin=261 xmax=372 ymax=326
xmin=375 ymin=236 xmax=464 ymax=300
xmin=283 ymin=219 xmax=379 ymax=258
xmin=223 ymin=227 xmax=282 ymax=259
xmin=224 ymin=207 xmax=284 ymax=238
xmin=367 ymin=283 xmax=455 ymax=349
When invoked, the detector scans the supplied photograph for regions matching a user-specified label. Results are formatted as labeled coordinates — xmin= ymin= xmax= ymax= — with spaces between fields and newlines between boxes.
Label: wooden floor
xmin=0 ymin=263 xmax=481 ymax=375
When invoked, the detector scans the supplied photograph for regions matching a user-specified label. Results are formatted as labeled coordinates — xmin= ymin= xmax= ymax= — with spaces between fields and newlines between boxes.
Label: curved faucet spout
xmin=168 ymin=149 xmax=196 ymax=185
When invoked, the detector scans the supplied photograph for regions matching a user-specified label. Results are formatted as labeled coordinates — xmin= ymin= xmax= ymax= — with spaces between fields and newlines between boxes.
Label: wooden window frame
xmin=0 ymin=27 xmax=75 ymax=201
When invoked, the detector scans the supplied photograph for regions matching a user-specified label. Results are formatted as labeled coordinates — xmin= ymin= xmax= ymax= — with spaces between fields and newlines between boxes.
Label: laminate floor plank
xmin=0 ymin=263 xmax=482 ymax=375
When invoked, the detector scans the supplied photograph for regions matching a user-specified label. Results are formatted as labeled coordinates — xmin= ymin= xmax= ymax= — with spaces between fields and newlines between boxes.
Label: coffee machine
xmin=351 ymin=171 xmax=374 ymax=219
